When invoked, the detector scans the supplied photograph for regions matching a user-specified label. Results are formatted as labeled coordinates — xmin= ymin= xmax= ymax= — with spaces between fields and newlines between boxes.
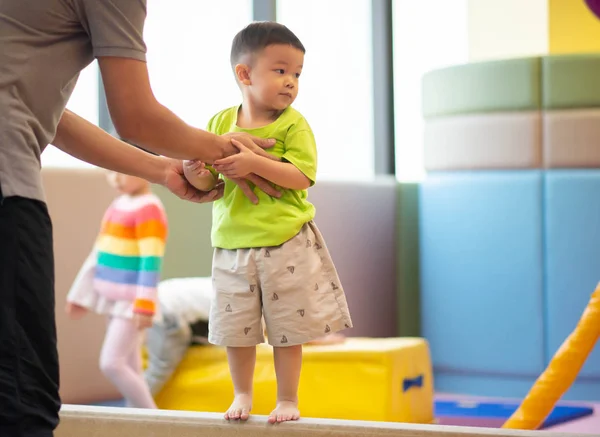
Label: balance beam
xmin=55 ymin=405 xmax=588 ymax=437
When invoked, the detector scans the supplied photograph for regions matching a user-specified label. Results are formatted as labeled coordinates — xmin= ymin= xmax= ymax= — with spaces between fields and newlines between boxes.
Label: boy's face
xmin=243 ymin=44 xmax=304 ymax=111
xmin=106 ymin=171 xmax=148 ymax=196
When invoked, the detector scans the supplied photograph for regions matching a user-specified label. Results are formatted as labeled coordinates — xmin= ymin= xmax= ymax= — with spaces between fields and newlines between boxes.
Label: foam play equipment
xmin=55 ymin=404 xmax=556 ymax=437
xmin=502 ymin=283 xmax=600 ymax=430
xmin=419 ymin=171 xmax=544 ymax=378
xmin=421 ymin=53 xmax=600 ymax=172
xmin=396 ymin=182 xmax=421 ymax=337
xmin=543 ymin=110 xmax=600 ymax=168
xmin=423 ymin=112 xmax=541 ymax=170
xmin=541 ymin=54 xmax=600 ymax=109
xmin=421 ymin=57 xmax=541 ymax=118
xmin=153 ymin=337 xmax=434 ymax=424
xmin=420 ymin=53 xmax=600 ymax=401
xmin=436 ymin=400 xmax=593 ymax=429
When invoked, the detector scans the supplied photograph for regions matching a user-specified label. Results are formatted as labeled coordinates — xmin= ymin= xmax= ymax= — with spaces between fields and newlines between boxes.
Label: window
xmin=277 ymin=0 xmax=375 ymax=181
xmin=144 ymin=0 xmax=253 ymax=130
xmin=392 ymin=1 xmax=469 ymax=182
xmin=41 ymin=61 xmax=99 ymax=168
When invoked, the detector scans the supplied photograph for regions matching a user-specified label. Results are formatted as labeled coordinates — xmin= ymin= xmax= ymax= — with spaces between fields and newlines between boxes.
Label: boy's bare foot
xmin=268 ymin=401 xmax=300 ymax=423
xmin=224 ymin=393 xmax=252 ymax=421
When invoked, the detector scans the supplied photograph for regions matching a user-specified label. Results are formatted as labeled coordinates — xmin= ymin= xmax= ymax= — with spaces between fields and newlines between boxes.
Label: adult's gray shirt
xmin=0 ymin=0 xmax=147 ymax=201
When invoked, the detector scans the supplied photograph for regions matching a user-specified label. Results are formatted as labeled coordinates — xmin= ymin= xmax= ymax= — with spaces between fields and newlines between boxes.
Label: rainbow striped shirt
xmin=92 ymin=193 xmax=168 ymax=316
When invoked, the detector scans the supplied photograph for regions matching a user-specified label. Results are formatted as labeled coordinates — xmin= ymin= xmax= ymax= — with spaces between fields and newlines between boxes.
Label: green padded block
xmin=396 ymin=182 xmax=421 ymax=337
xmin=542 ymin=54 xmax=600 ymax=109
xmin=152 ymin=186 xmax=214 ymax=280
xmin=422 ymin=57 xmax=541 ymax=118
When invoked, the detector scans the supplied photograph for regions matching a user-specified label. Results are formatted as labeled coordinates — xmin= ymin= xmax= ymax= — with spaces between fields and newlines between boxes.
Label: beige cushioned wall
xmin=43 ymin=168 xmax=121 ymax=404
xmin=298 ymin=179 xmax=397 ymax=339
xmin=423 ymin=112 xmax=542 ymax=171
xmin=543 ymin=109 xmax=600 ymax=168
xmin=45 ymin=168 xmax=398 ymax=404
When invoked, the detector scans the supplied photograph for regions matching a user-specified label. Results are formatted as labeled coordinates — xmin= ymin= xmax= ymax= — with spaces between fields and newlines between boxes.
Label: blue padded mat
xmin=419 ymin=171 xmax=545 ymax=377
xmin=435 ymin=400 xmax=594 ymax=429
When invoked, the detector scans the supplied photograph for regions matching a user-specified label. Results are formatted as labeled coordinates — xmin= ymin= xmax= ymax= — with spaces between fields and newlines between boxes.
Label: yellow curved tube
xmin=502 ymin=283 xmax=600 ymax=429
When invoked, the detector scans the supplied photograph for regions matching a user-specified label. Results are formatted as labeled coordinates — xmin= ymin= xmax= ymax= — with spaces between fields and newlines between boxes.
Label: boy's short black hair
xmin=230 ymin=21 xmax=305 ymax=67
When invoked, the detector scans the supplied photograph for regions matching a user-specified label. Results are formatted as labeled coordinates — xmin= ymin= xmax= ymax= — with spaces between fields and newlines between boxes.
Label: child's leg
xmin=99 ymin=316 xmax=157 ymax=409
xmin=259 ymin=222 xmax=354 ymax=423
xmin=225 ymin=346 xmax=256 ymax=420
xmin=129 ymin=328 xmax=143 ymax=374
xmin=269 ymin=345 xmax=302 ymax=423
xmin=122 ymin=332 xmax=143 ymax=408
xmin=209 ymin=247 xmax=264 ymax=421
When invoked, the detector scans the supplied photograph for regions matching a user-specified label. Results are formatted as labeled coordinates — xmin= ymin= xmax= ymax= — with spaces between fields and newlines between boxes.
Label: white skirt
xmin=66 ymin=249 xmax=162 ymax=322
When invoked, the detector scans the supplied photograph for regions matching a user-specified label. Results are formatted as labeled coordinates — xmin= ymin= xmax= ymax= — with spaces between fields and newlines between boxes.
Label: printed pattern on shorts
xmin=209 ymin=221 xmax=353 ymax=347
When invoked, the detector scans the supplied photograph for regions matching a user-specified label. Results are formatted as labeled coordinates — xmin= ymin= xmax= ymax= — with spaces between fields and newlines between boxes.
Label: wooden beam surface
xmin=56 ymin=405 xmax=586 ymax=437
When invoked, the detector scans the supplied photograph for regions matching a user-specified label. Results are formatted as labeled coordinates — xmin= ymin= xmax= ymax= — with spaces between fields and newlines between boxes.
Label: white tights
xmin=99 ymin=316 xmax=157 ymax=409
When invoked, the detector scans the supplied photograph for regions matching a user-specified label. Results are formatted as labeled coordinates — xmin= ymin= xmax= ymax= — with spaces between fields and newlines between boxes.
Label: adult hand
xmin=222 ymin=132 xmax=279 ymax=161
xmin=230 ymin=174 xmax=282 ymax=205
xmin=161 ymin=157 xmax=224 ymax=203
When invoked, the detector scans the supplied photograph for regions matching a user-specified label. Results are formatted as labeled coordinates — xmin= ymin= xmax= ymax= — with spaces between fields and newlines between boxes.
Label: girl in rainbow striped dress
xmin=66 ymin=171 xmax=168 ymax=409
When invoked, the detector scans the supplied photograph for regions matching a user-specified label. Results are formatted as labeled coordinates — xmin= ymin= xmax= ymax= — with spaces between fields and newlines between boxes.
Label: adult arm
xmin=79 ymin=0 xmax=278 ymax=200
xmin=99 ymin=58 xmax=281 ymax=202
xmin=79 ymin=0 xmax=274 ymax=163
xmin=52 ymin=110 xmax=223 ymax=203
xmin=98 ymin=57 xmax=277 ymax=163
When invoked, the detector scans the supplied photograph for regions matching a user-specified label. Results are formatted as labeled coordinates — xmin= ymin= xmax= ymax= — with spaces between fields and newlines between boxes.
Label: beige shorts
xmin=209 ymin=221 xmax=353 ymax=347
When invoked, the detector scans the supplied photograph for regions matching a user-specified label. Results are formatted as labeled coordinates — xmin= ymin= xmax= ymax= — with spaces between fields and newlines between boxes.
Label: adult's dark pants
xmin=0 ymin=184 xmax=61 ymax=437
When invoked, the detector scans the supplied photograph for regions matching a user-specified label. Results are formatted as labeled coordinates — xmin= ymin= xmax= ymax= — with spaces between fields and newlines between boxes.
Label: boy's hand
xmin=183 ymin=159 xmax=209 ymax=177
xmin=213 ymin=139 xmax=258 ymax=179
xmin=65 ymin=302 xmax=88 ymax=320
xmin=162 ymin=157 xmax=224 ymax=203
xmin=222 ymin=132 xmax=279 ymax=162
xmin=134 ymin=313 xmax=154 ymax=330
xmin=183 ymin=159 xmax=217 ymax=191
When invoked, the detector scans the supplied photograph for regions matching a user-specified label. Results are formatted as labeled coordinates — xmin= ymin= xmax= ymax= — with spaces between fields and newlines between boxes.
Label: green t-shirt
xmin=207 ymin=105 xmax=317 ymax=249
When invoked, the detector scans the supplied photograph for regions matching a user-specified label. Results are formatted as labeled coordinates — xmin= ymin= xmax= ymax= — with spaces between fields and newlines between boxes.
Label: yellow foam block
xmin=154 ymin=337 xmax=434 ymax=423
